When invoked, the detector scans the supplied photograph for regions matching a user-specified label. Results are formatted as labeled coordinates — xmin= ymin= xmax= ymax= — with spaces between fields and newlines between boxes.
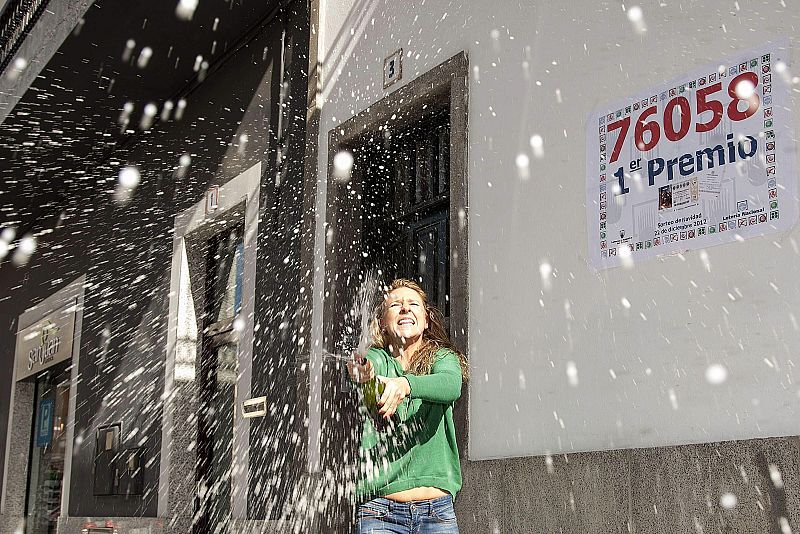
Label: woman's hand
xmin=347 ymin=354 xmax=374 ymax=384
xmin=377 ymin=377 xmax=411 ymax=419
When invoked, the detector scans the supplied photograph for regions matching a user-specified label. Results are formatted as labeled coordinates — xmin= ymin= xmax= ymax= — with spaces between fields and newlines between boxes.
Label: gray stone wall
xmin=0 ymin=382 xmax=34 ymax=534
xmin=457 ymin=436 xmax=800 ymax=533
xmin=57 ymin=516 xmax=165 ymax=534
xmin=12 ymin=434 xmax=795 ymax=533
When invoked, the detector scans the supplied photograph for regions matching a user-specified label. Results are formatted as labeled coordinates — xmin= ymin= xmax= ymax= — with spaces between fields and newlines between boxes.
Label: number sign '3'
xmin=384 ymin=49 xmax=403 ymax=89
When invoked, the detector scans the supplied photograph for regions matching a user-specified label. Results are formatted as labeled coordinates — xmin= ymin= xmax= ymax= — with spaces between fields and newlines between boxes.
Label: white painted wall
xmin=312 ymin=0 xmax=800 ymax=460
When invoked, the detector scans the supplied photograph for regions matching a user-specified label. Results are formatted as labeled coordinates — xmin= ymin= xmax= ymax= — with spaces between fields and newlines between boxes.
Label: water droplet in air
xmin=119 ymin=166 xmax=141 ymax=189
xmin=720 ymin=492 xmax=738 ymax=509
xmin=137 ymin=46 xmax=153 ymax=68
xmin=619 ymin=244 xmax=634 ymax=269
xmin=175 ymin=98 xmax=187 ymax=120
xmin=544 ymin=453 xmax=554 ymax=474
xmin=2 ymin=227 xmax=17 ymax=243
xmin=122 ymin=39 xmax=136 ymax=62
xmin=627 ymin=6 xmax=643 ymax=21
xmin=140 ymin=103 xmax=158 ymax=130
xmin=175 ymin=0 xmax=199 ymax=21
xmin=161 ymin=100 xmax=174 ymax=121
xmin=6 ymin=57 xmax=28 ymax=80
xmin=705 ymin=363 xmax=728 ymax=385
xmin=529 ymin=134 xmax=544 ymax=158
xmin=539 ymin=261 xmax=552 ymax=290
xmin=515 ymin=153 xmax=530 ymax=179
xmin=12 ymin=235 xmax=36 ymax=266
xmin=668 ymin=388 xmax=678 ymax=410
xmin=769 ymin=464 xmax=784 ymax=489
xmin=566 ymin=361 xmax=579 ymax=386
xmin=333 ymin=150 xmax=354 ymax=181
xmin=734 ymin=78 xmax=755 ymax=99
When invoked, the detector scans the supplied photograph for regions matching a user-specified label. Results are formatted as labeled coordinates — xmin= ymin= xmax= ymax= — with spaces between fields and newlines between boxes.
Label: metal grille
xmin=0 ymin=0 xmax=51 ymax=75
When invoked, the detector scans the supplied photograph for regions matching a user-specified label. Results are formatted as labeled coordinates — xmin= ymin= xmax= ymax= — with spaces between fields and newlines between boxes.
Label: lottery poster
xmin=586 ymin=41 xmax=797 ymax=270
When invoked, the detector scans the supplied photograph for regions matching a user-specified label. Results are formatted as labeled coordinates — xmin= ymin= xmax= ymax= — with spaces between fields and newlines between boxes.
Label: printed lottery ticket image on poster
xmin=586 ymin=40 xmax=797 ymax=270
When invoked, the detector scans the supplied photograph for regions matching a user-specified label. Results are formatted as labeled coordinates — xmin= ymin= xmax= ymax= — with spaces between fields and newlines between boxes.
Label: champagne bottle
xmin=361 ymin=375 xmax=385 ymax=421
xmin=355 ymin=355 xmax=388 ymax=431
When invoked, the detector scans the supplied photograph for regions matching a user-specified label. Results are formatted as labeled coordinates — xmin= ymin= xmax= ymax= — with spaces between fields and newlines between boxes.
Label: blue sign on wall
xmin=36 ymin=398 xmax=54 ymax=447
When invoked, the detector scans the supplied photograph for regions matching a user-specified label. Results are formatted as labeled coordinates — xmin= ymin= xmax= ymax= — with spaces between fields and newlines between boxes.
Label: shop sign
xmin=586 ymin=41 xmax=796 ymax=270
xmin=15 ymin=301 xmax=76 ymax=381
xmin=35 ymin=398 xmax=54 ymax=447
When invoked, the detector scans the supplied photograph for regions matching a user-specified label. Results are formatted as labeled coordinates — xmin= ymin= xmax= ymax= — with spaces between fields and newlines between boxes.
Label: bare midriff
xmin=384 ymin=486 xmax=448 ymax=502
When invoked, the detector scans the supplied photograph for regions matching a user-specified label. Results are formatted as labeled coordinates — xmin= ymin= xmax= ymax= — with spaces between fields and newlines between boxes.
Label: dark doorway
xmin=358 ymin=108 xmax=451 ymax=315
xmin=195 ymin=224 xmax=244 ymax=534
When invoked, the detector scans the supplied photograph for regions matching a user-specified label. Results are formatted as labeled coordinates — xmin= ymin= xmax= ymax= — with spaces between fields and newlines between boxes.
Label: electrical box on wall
xmin=116 ymin=447 xmax=144 ymax=496
xmin=93 ymin=424 xmax=120 ymax=495
xmin=93 ymin=423 xmax=145 ymax=496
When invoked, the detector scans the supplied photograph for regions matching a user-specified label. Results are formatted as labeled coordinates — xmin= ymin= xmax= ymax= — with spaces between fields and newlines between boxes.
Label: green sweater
xmin=356 ymin=347 xmax=463 ymax=500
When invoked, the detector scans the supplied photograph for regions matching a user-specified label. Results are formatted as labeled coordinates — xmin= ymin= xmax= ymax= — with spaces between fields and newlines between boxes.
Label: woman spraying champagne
xmin=347 ymin=279 xmax=469 ymax=533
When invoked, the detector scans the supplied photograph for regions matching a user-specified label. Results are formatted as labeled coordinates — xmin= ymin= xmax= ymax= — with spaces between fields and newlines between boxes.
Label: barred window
xmin=359 ymin=109 xmax=450 ymax=315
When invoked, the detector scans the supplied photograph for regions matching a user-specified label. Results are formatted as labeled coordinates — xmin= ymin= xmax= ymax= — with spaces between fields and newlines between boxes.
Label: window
xmin=360 ymin=109 xmax=451 ymax=315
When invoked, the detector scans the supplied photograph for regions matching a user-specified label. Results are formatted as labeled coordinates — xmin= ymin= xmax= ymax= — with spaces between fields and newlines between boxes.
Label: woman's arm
xmin=346 ymin=350 xmax=381 ymax=383
xmin=346 ymin=357 xmax=374 ymax=383
xmin=403 ymin=351 xmax=462 ymax=404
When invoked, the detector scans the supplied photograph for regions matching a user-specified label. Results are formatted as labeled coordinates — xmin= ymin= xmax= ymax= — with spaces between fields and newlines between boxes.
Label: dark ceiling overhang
xmin=0 ymin=0 xmax=285 ymax=239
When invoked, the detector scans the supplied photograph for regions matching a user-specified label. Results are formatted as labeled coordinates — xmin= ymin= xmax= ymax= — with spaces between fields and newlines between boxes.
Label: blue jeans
xmin=356 ymin=495 xmax=459 ymax=533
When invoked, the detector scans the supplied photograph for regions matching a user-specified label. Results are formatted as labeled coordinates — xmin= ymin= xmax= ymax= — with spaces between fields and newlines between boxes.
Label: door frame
xmin=160 ymin=162 xmax=261 ymax=523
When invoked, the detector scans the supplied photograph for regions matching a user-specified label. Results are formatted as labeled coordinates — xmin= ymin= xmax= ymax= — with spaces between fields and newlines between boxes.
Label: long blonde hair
xmin=368 ymin=279 xmax=469 ymax=382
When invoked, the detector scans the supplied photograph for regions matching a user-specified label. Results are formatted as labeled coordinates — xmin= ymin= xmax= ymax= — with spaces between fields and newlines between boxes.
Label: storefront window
xmin=25 ymin=362 xmax=71 ymax=534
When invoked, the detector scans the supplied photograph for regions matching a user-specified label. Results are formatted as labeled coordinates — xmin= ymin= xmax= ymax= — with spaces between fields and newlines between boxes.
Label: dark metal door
xmin=195 ymin=224 xmax=244 ymax=534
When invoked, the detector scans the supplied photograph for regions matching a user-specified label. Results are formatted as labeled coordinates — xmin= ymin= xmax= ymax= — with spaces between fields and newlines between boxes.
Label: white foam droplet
xmin=1 ymin=227 xmax=16 ymax=242
xmin=176 ymin=0 xmax=199 ymax=21
xmin=566 ymin=361 xmax=579 ymax=386
xmin=734 ymin=78 xmax=755 ymax=99
xmin=119 ymin=166 xmax=140 ymax=188
xmin=529 ymin=134 xmax=544 ymax=158
xmin=627 ymin=5 xmax=643 ymax=21
xmin=539 ymin=261 xmax=552 ymax=290
xmin=668 ymin=388 xmax=679 ymax=410
xmin=137 ymin=46 xmax=153 ymax=68
xmin=705 ymin=363 xmax=728 ymax=385
xmin=515 ymin=153 xmax=530 ymax=179
xmin=720 ymin=492 xmax=738 ymax=509
xmin=333 ymin=150 xmax=354 ymax=181
xmin=19 ymin=236 xmax=35 ymax=255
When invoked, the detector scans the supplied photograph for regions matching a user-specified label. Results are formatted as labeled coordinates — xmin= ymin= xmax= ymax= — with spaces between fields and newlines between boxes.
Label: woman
xmin=347 ymin=279 xmax=469 ymax=533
